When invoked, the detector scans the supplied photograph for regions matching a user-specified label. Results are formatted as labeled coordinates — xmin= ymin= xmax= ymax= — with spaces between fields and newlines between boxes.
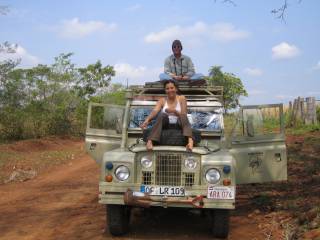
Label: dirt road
xmin=1 ymin=135 xmax=319 ymax=240
xmin=0 ymin=145 xmax=268 ymax=240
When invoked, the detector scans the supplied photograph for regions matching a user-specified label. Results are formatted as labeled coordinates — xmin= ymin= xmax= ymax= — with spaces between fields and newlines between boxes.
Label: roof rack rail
xmin=129 ymin=80 xmax=223 ymax=101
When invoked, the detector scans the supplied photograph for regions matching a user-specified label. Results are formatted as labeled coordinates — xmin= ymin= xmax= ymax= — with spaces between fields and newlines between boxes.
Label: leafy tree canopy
xmin=207 ymin=66 xmax=248 ymax=111
xmin=77 ymin=60 xmax=115 ymax=98
xmin=0 ymin=52 xmax=118 ymax=140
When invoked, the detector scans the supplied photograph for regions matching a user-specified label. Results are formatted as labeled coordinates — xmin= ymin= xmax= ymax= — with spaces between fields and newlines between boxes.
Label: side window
xmin=233 ymin=104 xmax=284 ymax=138
xmin=89 ymin=104 xmax=125 ymax=135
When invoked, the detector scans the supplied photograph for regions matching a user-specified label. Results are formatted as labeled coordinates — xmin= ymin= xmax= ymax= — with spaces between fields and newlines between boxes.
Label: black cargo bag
xmin=143 ymin=128 xmax=201 ymax=146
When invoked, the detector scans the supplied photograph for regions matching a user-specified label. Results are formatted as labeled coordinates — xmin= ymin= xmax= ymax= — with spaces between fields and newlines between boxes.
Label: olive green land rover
xmin=85 ymin=81 xmax=287 ymax=238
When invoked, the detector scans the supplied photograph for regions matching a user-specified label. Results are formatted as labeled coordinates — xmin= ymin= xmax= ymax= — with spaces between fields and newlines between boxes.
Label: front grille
xmin=155 ymin=153 xmax=182 ymax=186
xmin=139 ymin=152 xmax=198 ymax=187
xmin=142 ymin=171 xmax=153 ymax=185
xmin=184 ymin=173 xmax=195 ymax=187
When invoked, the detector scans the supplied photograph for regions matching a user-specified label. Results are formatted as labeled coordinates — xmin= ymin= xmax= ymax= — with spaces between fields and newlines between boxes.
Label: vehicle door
xmin=230 ymin=104 xmax=287 ymax=184
xmin=85 ymin=102 xmax=125 ymax=164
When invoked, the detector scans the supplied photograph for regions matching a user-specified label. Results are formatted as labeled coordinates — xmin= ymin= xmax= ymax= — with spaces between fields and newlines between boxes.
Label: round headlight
xmin=185 ymin=156 xmax=197 ymax=170
xmin=141 ymin=156 xmax=152 ymax=168
xmin=115 ymin=165 xmax=130 ymax=181
xmin=205 ymin=168 xmax=221 ymax=184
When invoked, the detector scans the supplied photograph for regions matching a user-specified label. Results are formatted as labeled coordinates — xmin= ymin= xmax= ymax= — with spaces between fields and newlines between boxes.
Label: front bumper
xmin=99 ymin=182 xmax=235 ymax=209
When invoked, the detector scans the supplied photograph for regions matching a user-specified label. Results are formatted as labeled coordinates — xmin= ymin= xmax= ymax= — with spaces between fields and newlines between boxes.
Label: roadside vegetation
xmin=0 ymin=48 xmax=248 ymax=142
xmin=0 ymin=52 xmax=126 ymax=142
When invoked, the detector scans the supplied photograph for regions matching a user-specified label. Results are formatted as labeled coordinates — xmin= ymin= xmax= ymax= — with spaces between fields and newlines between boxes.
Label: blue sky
xmin=1 ymin=0 xmax=319 ymax=105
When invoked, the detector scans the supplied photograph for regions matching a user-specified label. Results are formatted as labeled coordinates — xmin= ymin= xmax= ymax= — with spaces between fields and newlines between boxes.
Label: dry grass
xmin=0 ymin=137 xmax=84 ymax=184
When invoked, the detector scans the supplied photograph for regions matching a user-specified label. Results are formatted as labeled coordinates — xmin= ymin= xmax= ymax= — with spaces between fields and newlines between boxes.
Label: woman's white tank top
xmin=162 ymin=98 xmax=181 ymax=124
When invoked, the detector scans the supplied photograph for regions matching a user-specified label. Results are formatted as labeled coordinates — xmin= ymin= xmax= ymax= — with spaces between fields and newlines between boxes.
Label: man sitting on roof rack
xmin=159 ymin=39 xmax=204 ymax=81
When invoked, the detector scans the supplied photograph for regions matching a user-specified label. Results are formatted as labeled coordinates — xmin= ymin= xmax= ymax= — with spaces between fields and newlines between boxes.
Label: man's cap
xmin=172 ymin=39 xmax=182 ymax=49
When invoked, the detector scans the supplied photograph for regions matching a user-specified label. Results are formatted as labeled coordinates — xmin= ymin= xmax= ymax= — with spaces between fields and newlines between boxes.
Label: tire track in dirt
xmin=0 ymin=150 xmax=266 ymax=240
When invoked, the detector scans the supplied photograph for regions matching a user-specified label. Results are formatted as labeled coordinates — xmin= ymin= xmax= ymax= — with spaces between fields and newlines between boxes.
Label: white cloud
xmin=312 ymin=61 xmax=320 ymax=70
xmin=113 ymin=63 xmax=162 ymax=85
xmin=114 ymin=63 xmax=147 ymax=79
xmin=56 ymin=18 xmax=117 ymax=39
xmin=272 ymin=42 xmax=300 ymax=59
xmin=210 ymin=22 xmax=250 ymax=42
xmin=243 ymin=67 xmax=263 ymax=76
xmin=144 ymin=21 xmax=250 ymax=43
xmin=0 ymin=44 xmax=40 ymax=67
xmin=125 ymin=4 xmax=142 ymax=12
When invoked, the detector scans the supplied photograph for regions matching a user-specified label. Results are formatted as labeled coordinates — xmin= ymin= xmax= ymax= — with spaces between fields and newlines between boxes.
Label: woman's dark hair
xmin=163 ymin=79 xmax=180 ymax=94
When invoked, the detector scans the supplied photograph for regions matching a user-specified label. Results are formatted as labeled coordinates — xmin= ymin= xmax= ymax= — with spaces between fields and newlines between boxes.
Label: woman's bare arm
xmin=179 ymin=95 xmax=187 ymax=115
xmin=140 ymin=98 xmax=164 ymax=129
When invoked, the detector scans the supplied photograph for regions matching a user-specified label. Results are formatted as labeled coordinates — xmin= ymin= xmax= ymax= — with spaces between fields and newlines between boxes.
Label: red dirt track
xmin=0 ymin=135 xmax=319 ymax=239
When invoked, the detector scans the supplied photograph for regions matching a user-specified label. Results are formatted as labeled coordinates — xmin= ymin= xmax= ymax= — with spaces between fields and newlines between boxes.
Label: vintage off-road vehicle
xmin=85 ymin=81 xmax=287 ymax=238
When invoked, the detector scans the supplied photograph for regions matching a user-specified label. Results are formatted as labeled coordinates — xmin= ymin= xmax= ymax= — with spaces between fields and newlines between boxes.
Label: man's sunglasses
xmin=172 ymin=45 xmax=181 ymax=49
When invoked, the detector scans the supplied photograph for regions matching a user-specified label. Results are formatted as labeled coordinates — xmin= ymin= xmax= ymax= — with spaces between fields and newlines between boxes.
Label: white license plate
xmin=207 ymin=186 xmax=235 ymax=200
xmin=140 ymin=185 xmax=185 ymax=196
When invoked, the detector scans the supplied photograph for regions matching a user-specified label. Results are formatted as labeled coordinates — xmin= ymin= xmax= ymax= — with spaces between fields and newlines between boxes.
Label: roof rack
xmin=129 ymin=80 xmax=223 ymax=101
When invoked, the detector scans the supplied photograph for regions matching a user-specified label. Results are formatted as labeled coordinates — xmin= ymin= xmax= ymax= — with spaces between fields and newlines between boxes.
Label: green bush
xmin=0 ymin=53 xmax=119 ymax=141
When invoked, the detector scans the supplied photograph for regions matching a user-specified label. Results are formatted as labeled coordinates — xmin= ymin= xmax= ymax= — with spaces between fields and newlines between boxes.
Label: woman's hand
xmin=140 ymin=119 xmax=149 ymax=129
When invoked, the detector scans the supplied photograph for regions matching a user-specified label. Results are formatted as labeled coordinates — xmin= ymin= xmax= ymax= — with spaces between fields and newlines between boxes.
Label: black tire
xmin=210 ymin=209 xmax=230 ymax=238
xmin=106 ymin=204 xmax=131 ymax=236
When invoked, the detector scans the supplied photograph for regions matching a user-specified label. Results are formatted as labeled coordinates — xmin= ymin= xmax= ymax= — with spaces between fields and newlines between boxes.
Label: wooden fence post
xmin=305 ymin=97 xmax=317 ymax=124
xmin=294 ymin=97 xmax=304 ymax=125
xmin=292 ymin=98 xmax=298 ymax=126
xmin=289 ymin=101 xmax=292 ymax=111
xmin=300 ymin=97 xmax=305 ymax=121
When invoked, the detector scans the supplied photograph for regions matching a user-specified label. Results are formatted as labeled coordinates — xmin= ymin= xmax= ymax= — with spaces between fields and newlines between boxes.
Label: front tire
xmin=106 ymin=204 xmax=131 ymax=236
xmin=210 ymin=209 xmax=230 ymax=238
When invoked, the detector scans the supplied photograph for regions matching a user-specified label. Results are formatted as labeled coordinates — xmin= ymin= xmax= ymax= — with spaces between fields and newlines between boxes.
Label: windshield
xmin=129 ymin=107 xmax=223 ymax=131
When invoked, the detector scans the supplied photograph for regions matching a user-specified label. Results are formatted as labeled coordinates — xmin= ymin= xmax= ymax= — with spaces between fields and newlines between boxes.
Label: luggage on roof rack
xmin=129 ymin=79 xmax=223 ymax=101
xmin=145 ymin=79 xmax=207 ymax=88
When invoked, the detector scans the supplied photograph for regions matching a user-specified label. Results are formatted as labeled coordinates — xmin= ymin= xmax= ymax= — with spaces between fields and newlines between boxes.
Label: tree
xmin=76 ymin=60 xmax=115 ymax=98
xmin=0 ymin=42 xmax=20 ymax=87
xmin=0 ymin=51 xmax=120 ymax=141
xmin=0 ymin=68 xmax=27 ymax=139
xmin=91 ymin=83 xmax=126 ymax=105
xmin=207 ymin=66 xmax=247 ymax=112
xmin=215 ymin=0 xmax=303 ymax=21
